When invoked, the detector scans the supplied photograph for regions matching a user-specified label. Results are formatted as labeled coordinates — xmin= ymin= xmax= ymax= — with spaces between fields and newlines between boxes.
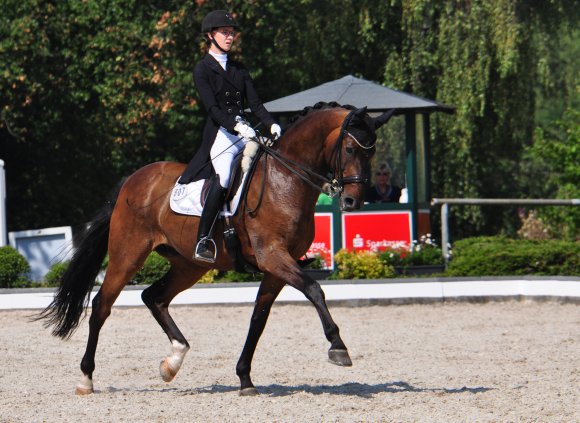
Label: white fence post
xmin=0 ymin=159 xmax=6 ymax=247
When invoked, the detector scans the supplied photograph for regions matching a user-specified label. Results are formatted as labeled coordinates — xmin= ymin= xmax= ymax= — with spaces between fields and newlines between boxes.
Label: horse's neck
xmin=277 ymin=138 xmax=322 ymax=170
xmin=278 ymin=113 xmax=340 ymax=172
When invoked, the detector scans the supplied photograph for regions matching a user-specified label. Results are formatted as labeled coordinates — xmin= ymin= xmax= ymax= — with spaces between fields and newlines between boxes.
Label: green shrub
xmin=132 ymin=252 xmax=171 ymax=285
xmin=331 ymin=249 xmax=395 ymax=279
xmin=216 ymin=271 xmax=263 ymax=283
xmin=445 ymin=236 xmax=580 ymax=276
xmin=379 ymin=234 xmax=444 ymax=268
xmin=109 ymin=252 xmax=259 ymax=285
xmin=0 ymin=246 xmax=31 ymax=288
xmin=303 ymin=253 xmax=325 ymax=269
xmin=44 ymin=261 xmax=69 ymax=287
xmin=401 ymin=244 xmax=444 ymax=266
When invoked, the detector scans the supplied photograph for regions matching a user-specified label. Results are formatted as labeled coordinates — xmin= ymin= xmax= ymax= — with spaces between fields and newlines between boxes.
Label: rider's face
xmin=209 ymin=26 xmax=238 ymax=52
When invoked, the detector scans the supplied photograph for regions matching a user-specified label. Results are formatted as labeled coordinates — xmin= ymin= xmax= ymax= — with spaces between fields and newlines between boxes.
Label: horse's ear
xmin=373 ymin=109 xmax=396 ymax=129
xmin=354 ymin=107 xmax=367 ymax=117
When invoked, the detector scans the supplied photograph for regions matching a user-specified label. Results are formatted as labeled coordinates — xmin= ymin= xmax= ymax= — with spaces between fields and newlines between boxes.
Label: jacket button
xmin=227 ymin=108 xmax=232 ymax=113
xmin=236 ymin=101 xmax=241 ymax=106
xmin=236 ymin=91 xmax=240 ymax=97
xmin=226 ymin=101 xmax=232 ymax=106
xmin=225 ymin=91 xmax=230 ymax=96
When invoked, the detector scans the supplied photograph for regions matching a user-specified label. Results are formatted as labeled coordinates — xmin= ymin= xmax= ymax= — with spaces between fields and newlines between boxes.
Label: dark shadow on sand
xmin=110 ymin=381 xmax=493 ymax=398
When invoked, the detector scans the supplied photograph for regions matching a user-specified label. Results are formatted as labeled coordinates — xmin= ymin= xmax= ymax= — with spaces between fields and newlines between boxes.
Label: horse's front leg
xmin=296 ymin=272 xmax=352 ymax=366
xmin=268 ymin=258 xmax=352 ymax=366
xmin=260 ymin=256 xmax=352 ymax=368
xmin=236 ymin=275 xmax=284 ymax=396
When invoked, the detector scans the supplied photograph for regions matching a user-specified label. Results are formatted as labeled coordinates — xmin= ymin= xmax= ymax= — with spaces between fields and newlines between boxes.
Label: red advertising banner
xmin=306 ymin=213 xmax=334 ymax=269
xmin=342 ymin=211 xmax=412 ymax=252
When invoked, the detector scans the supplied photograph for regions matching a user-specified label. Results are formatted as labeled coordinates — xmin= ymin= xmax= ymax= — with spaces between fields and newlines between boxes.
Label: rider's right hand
xmin=234 ymin=122 xmax=256 ymax=140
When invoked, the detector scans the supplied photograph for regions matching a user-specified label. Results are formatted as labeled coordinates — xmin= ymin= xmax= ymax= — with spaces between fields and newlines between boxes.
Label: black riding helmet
xmin=202 ymin=10 xmax=239 ymax=54
xmin=201 ymin=10 xmax=239 ymax=33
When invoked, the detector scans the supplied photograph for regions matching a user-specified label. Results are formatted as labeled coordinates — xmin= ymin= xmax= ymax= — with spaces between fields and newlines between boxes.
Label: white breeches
xmin=211 ymin=127 xmax=247 ymax=188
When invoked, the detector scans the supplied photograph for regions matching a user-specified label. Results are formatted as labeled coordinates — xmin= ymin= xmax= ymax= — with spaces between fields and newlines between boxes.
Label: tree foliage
xmin=0 ymin=0 xmax=205 ymax=229
xmin=0 ymin=0 xmax=578 ymax=240
xmin=382 ymin=0 xmax=578 ymax=237
xmin=526 ymin=102 xmax=580 ymax=240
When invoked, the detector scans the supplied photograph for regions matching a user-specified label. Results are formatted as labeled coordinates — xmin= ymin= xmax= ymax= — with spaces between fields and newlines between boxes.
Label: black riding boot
xmin=194 ymin=179 xmax=227 ymax=262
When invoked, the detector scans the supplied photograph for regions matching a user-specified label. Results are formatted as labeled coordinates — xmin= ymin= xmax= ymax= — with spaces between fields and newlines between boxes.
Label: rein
xmin=256 ymin=110 xmax=371 ymax=198
xmin=257 ymin=141 xmax=335 ymax=194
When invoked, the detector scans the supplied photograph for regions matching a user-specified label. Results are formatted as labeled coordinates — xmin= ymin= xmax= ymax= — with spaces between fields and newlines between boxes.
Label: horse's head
xmin=328 ymin=107 xmax=395 ymax=211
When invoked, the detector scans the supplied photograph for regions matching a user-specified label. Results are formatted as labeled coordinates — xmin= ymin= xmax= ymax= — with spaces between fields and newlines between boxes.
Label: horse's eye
xmin=345 ymin=146 xmax=354 ymax=155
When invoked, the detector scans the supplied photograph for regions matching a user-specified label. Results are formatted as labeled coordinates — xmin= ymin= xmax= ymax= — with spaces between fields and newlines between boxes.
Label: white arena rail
xmin=1 ymin=277 xmax=578 ymax=310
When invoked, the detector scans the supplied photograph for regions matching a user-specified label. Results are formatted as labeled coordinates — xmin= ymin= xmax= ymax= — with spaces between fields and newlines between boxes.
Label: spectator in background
xmin=365 ymin=163 xmax=402 ymax=203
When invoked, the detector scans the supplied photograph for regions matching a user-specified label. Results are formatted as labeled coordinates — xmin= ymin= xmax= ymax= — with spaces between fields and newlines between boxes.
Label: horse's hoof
xmin=239 ymin=387 xmax=259 ymax=396
xmin=160 ymin=359 xmax=177 ymax=382
xmin=75 ymin=375 xmax=94 ymax=395
xmin=75 ymin=385 xmax=94 ymax=395
xmin=328 ymin=349 xmax=352 ymax=367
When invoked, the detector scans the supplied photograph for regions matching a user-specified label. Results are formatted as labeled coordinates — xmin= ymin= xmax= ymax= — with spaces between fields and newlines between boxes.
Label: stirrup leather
xmin=194 ymin=236 xmax=217 ymax=263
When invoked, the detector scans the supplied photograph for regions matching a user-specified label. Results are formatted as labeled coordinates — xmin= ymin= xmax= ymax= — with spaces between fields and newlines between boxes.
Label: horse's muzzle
xmin=340 ymin=195 xmax=360 ymax=212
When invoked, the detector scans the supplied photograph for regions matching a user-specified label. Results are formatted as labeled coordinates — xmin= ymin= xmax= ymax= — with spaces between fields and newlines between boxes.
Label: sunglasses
xmin=215 ymin=30 xmax=238 ymax=38
xmin=376 ymin=172 xmax=390 ymax=176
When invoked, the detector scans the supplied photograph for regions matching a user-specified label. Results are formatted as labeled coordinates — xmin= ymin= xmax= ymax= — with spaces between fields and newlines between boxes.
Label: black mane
xmin=286 ymin=102 xmax=357 ymax=128
xmin=283 ymin=101 xmax=376 ymax=148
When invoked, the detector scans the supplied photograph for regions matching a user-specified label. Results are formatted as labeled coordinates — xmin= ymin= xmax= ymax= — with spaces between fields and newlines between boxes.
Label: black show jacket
xmin=179 ymin=54 xmax=276 ymax=184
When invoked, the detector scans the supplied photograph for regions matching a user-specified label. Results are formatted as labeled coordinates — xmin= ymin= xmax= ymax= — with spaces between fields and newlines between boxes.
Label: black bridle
xmin=329 ymin=110 xmax=375 ymax=192
xmin=256 ymin=109 xmax=375 ymax=198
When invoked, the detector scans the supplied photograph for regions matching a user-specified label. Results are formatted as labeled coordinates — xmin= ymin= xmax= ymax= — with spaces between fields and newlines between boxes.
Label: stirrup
xmin=194 ymin=237 xmax=217 ymax=263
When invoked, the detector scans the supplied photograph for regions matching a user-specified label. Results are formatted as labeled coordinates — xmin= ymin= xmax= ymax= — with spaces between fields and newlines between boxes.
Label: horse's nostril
xmin=341 ymin=196 xmax=357 ymax=211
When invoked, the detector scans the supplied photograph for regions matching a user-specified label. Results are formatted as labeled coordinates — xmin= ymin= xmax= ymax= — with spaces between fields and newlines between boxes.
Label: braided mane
xmin=286 ymin=102 xmax=356 ymax=128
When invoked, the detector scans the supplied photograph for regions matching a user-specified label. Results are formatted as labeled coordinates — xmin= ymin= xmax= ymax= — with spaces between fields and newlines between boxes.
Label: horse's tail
xmin=36 ymin=180 xmax=125 ymax=339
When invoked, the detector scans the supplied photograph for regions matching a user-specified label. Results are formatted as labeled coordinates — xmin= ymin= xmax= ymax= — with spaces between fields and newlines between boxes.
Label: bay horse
xmin=39 ymin=103 xmax=395 ymax=396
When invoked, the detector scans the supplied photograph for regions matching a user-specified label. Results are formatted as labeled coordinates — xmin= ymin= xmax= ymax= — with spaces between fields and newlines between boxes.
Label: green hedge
xmin=0 ymin=246 xmax=31 ymax=288
xmin=132 ymin=252 xmax=171 ymax=285
xmin=445 ymin=236 xmax=579 ymax=277
xmin=39 ymin=237 xmax=578 ymax=287
xmin=44 ymin=261 xmax=69 ymax=287
xmin=127 ymin=253 xmax=263 ymax=285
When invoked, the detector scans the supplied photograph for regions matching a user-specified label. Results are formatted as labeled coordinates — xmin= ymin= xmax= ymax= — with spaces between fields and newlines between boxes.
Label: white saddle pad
xmin=170 ymin=174 xmax=248 ymax=217
xmin=170 ymin=179 xmax=205 ymax=216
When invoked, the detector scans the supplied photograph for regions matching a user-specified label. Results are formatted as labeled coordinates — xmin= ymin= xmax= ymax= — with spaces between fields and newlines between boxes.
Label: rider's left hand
xmin=270 ymin=124 xmax=282 ymax=140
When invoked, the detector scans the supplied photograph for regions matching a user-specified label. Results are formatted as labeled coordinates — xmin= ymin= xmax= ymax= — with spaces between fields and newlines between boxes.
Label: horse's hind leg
xmin=236 ymin=274 xmax=284 ymax=395
xmin=141 ymin=258 xmax=207 ymax=383
xmin=76 ymin=244 xmax=151 ymax=395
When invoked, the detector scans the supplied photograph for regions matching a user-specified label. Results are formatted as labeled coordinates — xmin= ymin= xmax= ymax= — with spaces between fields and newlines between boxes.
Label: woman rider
xmin=179 ymin=10 xmax=281 ymax=262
